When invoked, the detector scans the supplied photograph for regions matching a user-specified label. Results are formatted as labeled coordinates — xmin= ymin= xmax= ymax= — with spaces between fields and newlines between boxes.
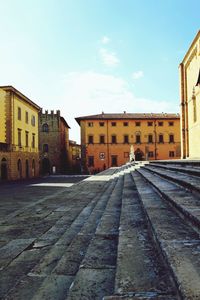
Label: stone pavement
xmin=0 ymin=162 xmax=200 ymax=299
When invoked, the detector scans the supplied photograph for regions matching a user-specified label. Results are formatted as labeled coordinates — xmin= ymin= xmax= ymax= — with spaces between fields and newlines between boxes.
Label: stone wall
xmin=0 ymin=151 xmax=39 ymax=181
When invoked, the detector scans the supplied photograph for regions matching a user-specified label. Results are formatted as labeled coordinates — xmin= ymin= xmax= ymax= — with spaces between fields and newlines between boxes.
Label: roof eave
xmin=0 ymin=85 xmax=41 ymax=111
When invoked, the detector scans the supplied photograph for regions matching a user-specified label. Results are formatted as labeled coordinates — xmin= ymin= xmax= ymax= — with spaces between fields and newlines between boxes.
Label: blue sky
xmin=0 ymin=0 xmax=199 ymax=141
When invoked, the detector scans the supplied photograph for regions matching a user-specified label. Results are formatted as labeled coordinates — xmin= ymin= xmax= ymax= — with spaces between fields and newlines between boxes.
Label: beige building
xmin=68 ymin=140 xmax=81 ymax=173
xmin=0 ymin=86 xmax=40 ymax=180
xmin=76 ymin=112 xmax=181 ymax=173
xmin=179 ymin=30 xmax=200 ymax=158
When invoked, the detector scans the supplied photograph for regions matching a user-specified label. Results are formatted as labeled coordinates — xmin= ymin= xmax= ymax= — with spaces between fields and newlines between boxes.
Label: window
xmin=158 ymin=122 xmax=163 ymax=126
xmin=99 ymin=122 xmax=104 ymax=127
xmin=42 ymin=123 xmax=49 ymax=132
xmin=43 ymin=144 xmax=49 ymax=152
xmin=111 ymin=155 xmax=118 ymax=167
xmin=32 ymin=133 xmax=35 ymax=148
xmin=193 ymin=95 xmax=197 ymax=122
xmin=159 ymin=134 xmax=164 ymax=143
xmin=88 ymin=156 xmax=94 ymax=167
xmin=169 ymin=134 xmax=174 ymax=143
xmin=88 ymin=135 xmax=93 ymax=144
xmin=169 ymin=122 xmax=174 ymax=126
xmin=99 ymin=135 xmax=105 ymax=144
xmin=136 ymin=135 xmax=141 ymax=144
xmin=18 ymin=129 xmax=22 ymax=146
xmin=123 ymin=122 xmax=129 ymax=127
xmin=148 ymin=151 xmax=154 ymax=158
xmin=25 ymin=131 xmax=29 ymax=147
xmin=148 ymin=134 xmax=153 ymax=143
xmin=148 ymin=122 xmax=153 ymax=126
xmin=18 ymin=107 xmax=21 ymax=120
xmin=111 ymin=122 xmax=116 ymax=127
xmin=31 ymin=115 xmax=36 ymax=126
xmin=169 ymin=151 xmax=175 ymax=157
xmin=111 ymin=135 xmax=117 ymax=144
xmin=124 ymin=152 xmax=129 ymax=158
xmin=124 ymin=135 xmax=129 ymax=144
xmin=88 ymin=122 xmax=93 ymax=127
xmin=135 ymin=122 xmax=141 ymax=126
xmin=25 ymin=111 xmax=28 ymax=124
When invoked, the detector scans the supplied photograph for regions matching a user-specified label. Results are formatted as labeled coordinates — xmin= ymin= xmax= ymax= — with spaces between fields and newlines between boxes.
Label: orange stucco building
xmin=75 ymin=112 xmax=181 ymax=173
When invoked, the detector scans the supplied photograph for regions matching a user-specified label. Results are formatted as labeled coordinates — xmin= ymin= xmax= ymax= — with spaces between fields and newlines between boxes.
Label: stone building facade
xmin=179 ymin=30 xmax=200 ymax=158
xmin=39 ymin=110 xmax=70 ymax=174
xmin=76 ymin=112 xmax=181 ymax=173
xmin=0 ymin=86 xmax=40 ymax=181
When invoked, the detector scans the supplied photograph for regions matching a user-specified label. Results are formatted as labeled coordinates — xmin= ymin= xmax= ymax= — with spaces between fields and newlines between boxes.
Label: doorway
xmin=135 ymin=149 xmax=143 ymax=161
xmin=1 ymin=158 xmax=8 ymax=180
xmin=42 ymin=158 xmax=50 ymax=175
xmin=17 ymin=159 xmax=22 ymax=179
xmin=25 ymin=159 xmax=29 ymax=178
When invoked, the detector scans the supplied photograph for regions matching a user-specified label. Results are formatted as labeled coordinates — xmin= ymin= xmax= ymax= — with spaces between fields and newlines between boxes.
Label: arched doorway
xmin=32 ymin=159 xmax=35 ymax=177
xmin=135 ymin=148 xmax=144 ymax=161
xmin=25 ymin=159 xmax=29 ymax=178
xmin=17 ymin=159 xmax=22 ymax=179
xmin=42 ymin=158 xmax=50 ymax=175
xmin=1 ymin=158 xmax=8 ymax=180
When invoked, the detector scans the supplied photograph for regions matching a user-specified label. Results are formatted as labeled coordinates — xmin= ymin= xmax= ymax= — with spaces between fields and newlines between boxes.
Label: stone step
xmin=149 ymin=162 xmax=200 ymax=177
xmin=3 ymin=178 xmax=117 ymax=299
xmin=104 ymin=293 xmax=178 ymax=300
xmin=27 ymin=177 xmax=120 ymax=300
xmin=137 ymin=167 xmax=200 ymax=231
xmin=112 ymin=173 xmax=179 ymax=299
xmin=143 ymin=164 xmax=200 ymax=194
xmin=66 ymin=176 xmax=124 ymax=300
xmin=132 ymin=170 xmax=200 ymax=299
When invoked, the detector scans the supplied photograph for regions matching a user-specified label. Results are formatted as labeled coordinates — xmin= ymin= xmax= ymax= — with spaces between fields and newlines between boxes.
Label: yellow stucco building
xmin=0 ymin=86 xmax=40 ymax=180
xmin=179 ymin=30 xmax=200 ymax=159
xmin=75 ymin=112 xmax=181 ymax=173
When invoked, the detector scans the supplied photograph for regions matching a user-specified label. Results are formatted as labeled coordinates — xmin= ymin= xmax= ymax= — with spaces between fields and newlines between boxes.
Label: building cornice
xmin=180 ymin=30 xmax=200 ymax=65
xmin=75 ymin=113 xmax=180 ymax=125
xmin=0 ymin=85 xmax=41 ymax=111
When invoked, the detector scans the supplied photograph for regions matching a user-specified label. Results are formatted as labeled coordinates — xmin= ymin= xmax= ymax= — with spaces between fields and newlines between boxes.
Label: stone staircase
xmin=1 ymin=161 xmax=200 ymax=299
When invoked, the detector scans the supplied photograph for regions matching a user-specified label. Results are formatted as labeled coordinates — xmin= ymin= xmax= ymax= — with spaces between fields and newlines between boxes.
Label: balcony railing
xmin=11 ymin=145 xmax=38 ymax=152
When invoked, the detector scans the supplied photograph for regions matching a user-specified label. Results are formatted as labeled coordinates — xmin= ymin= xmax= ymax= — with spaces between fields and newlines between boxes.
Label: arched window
xmin=1 ymin=158 xmax=8 ymax=180
xmin=43 ymin=144 xmax=49 ymax=152
xmin=42 ymin=123 xmax=49 ymax=132
xmin=17 ymin=159 xmax=22 ymax=178
xmin=25 ymin=159 xmax=29 ymax=178
xmin=32 ymin=159 xmax=35 ymax=177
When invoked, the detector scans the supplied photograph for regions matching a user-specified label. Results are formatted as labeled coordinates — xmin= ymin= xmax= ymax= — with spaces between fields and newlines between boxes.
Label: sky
xmin=0 ymin=0 xmax=199 ymax=142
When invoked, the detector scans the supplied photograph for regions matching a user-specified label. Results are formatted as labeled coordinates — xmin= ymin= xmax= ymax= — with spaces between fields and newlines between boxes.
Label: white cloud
xmin=99 ymin=48 xmax=120 ymax=67
xmin=60 ymin=71 xmax=177 ymax=142
xmin=101 ymin=36 xmax=110 ymax=44
xmin=132 ymin=70 xmax=144 ymax=80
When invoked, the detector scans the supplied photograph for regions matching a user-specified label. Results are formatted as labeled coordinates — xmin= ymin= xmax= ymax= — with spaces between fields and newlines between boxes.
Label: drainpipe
xmin=106 ymin=120 xmax=110 ymax=168
xmin=154 ymin=119 xmax=157 ymax=160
